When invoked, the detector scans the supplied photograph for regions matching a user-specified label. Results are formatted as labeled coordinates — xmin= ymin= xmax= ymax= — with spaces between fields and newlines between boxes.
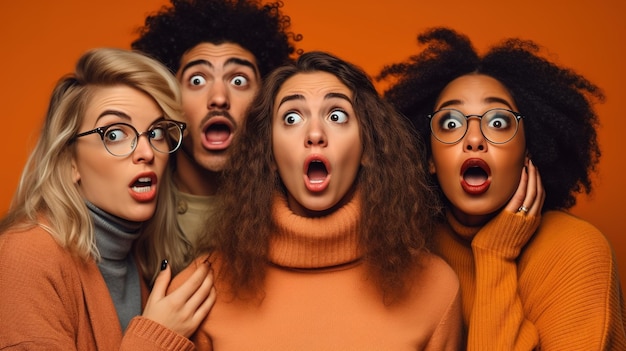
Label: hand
xmin=505 ymin=159 xmax=545 ymax=217
xmin=141 ymin=260 xmax=216 ymax=338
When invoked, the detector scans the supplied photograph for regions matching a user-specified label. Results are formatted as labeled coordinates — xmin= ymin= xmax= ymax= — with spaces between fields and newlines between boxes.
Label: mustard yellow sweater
xmin=435 ymin=210 xmax=626 ymax=350
xmin=173 ymin=193 xmax=464 ymax=350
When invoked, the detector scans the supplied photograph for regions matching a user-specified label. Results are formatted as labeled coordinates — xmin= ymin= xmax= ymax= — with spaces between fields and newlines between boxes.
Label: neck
xmin=174 ymin=152 xmax=221 ymax=196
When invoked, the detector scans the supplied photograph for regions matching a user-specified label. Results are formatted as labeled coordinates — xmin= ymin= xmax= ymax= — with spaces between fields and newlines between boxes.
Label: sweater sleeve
xmin=521 ymin=212 xmax=626 ymax=350
xmin=468 ymin=211 xmax=541 ymax=351
xmin=120 ymin=317 xmax=195 ymax=351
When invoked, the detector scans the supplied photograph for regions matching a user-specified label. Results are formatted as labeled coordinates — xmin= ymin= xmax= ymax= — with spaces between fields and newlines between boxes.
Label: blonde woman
xmin=0 ymin=48 xmax=215 ymax=350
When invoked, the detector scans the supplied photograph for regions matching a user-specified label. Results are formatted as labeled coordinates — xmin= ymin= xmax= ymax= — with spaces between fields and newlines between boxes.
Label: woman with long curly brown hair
xmin=170 ymin=50 xmax=463 ymax=350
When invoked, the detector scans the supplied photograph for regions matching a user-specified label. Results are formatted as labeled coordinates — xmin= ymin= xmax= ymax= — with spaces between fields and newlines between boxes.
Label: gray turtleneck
xmin=87 ymin=201 xmax=142 ymax=331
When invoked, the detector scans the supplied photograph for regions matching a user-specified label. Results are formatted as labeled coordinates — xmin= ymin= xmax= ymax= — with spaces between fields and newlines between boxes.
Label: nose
xmin=306 ymin=119 xmax=327 ymax=147
xmin=132 ymin=134 xmax=155 ymax=163
xmin=463 ymin=119 xmax=487 ymax=152
xmin=207 ymin=80 xmax=230 ymax=110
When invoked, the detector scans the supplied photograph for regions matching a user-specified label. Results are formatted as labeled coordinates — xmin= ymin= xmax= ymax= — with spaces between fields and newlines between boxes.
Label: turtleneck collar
xmin=86 ymin=201 xmax=142 ymax=261
xmin=268 ymin=192 xmax=361 ymax=270
xmin=445 ymin=209 xmax=482 ymax=243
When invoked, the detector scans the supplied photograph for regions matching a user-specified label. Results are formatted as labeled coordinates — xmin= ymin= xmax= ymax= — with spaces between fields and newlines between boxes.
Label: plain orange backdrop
xmin=1 ymin=1 xmax=624 ymax=284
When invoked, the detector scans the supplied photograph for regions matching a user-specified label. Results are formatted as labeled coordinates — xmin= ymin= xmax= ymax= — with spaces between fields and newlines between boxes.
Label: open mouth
xmin=307 ymin=160 xmax=328 ymax=184
xmin=131 ymin=176 xmax=153 ymax=193
xmin=460 ymin=158 xmax=491 ymax=195
xmin=128 ymin=172 xmax=158 ymax=202
xmin=304 ymin=155 xmax=331 ymax=192
xmin=201 ymin=116 xmax=234 ymax=150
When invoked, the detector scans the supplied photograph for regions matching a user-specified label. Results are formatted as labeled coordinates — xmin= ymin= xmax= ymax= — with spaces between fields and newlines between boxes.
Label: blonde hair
xmin=0 ymin=48 xmax=183 ymax=271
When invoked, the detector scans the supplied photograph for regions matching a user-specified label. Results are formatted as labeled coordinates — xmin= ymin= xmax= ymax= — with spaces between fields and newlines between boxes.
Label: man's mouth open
xmin=201 ymin=116 xmax=234 ymax=151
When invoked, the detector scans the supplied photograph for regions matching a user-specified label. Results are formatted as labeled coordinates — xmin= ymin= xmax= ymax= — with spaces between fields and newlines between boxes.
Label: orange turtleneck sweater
xmin=171 ymin=193 xmax=464 ymax=351
xmin=436 ymin=209 xmax=626 ymax=350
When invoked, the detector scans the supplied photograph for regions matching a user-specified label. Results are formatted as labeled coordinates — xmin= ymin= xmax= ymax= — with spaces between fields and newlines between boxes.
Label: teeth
xmin=132 ymin=185 xmax=151 ymax=193
xmin=138 ymin=177 xmax=151 ymax=184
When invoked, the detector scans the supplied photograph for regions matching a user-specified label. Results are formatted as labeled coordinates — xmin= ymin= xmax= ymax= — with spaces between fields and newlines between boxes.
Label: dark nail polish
xmin=161 ymin=259 xmax=168 ymax=271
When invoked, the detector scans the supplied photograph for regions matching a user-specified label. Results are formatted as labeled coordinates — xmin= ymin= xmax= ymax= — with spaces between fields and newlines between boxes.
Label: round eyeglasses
xmin=428 ymin=108 xmax=524 ymax=144
xmin=73 ymin=120 xmax=186 ymax=157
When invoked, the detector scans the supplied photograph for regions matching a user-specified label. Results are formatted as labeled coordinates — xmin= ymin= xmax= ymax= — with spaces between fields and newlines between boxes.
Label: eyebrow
xmin=96 ymin=110 xmax=166 ymax=126
xmin=438 ymin=97 xmax=514 ymax=110
xmin=179 ymin=57 xmax=259 ymax=77
xmin=97 ymin=110 xmax=131 ymax=122
xmin=277 ymin=92 xmax=353 ymax=109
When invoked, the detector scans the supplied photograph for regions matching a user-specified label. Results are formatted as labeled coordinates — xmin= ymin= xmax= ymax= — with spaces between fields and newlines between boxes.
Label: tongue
xmin=464 ymin=168 xmax=487 ymax=186
xmin=205 ymin=125 xmax=230 ymax=143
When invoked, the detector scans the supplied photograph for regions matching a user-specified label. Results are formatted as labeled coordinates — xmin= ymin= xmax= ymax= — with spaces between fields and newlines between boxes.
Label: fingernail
xmin=161 ymin=259 xmax=168 ymax=271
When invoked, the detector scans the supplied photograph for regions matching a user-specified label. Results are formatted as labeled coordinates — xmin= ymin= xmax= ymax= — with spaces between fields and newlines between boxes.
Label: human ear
xmin=428 ymin=157 xmax=436 ymax=174
xmin=71 ymin=158 xmax=81 ymax=184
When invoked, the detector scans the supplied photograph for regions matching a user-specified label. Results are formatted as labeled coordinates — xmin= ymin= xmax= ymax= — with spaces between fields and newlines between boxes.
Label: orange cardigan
xmin=0 ymin=224 xmax=194 ymax=351
xmin=436 ymin=210 xmax=626 ymax=350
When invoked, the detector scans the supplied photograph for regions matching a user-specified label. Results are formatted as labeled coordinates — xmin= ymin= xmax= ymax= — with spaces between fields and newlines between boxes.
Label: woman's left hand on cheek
xmin=506 ymin=159 xmax=545 ymax=217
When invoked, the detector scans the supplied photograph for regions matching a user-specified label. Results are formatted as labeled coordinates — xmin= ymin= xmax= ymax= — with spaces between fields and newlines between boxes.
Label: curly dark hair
xmin=378 ymin=27 xmax=604 ymax=211
xmin=131 ymin=0 xmax=301 ymax=77
xmin=201 ymin=51 xmax=440 ymax=301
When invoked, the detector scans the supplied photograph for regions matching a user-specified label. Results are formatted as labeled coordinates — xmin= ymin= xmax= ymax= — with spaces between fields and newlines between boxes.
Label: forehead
xmin=178 ymin=42 xmax=258 ymax=72
xmin=436 ymin=74 xmax=516 ymax=109
xmin=83 ymin=85 xmax=160 ymax=125
xmin=276 ymin=71 xmax=352 ymax=99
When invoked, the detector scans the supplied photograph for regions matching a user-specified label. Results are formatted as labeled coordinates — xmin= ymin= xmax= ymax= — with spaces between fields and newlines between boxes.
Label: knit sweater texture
xmin=0 ymin=222 xmax=194 ymax=350
xmin=172 ymin=193 xmax=464 ymax=350
xmin=435 ymin=209 xmax=626 ymax=350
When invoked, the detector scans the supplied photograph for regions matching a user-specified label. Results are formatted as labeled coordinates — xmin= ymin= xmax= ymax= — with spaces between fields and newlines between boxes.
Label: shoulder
xmin=168 ymin=253 xmax=212 ymax=293
xmin=522 ymin=211 xmax=616 ymax=279
xmin=412 ymin=252 xmax=460 ymax=293
xmin=0 ymin=225 xmax=74 ymax=268
xmin=530 ymin=211 xmax=611 ymax=257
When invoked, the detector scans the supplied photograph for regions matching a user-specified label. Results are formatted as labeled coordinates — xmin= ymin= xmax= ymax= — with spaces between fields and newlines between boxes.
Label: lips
xmin=201 ymin=116 xmax=234 ymax=151
xmin=128 ymin=172 xmax=158 ymax=202
xmin=303 ymin=154 xmax=331 ymax=192
xmin=460 ymin=158 xmax=491 ymax=195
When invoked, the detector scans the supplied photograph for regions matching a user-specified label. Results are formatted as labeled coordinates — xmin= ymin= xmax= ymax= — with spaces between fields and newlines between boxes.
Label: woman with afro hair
xmin=379 ymin=27 xmax=626 ymax=350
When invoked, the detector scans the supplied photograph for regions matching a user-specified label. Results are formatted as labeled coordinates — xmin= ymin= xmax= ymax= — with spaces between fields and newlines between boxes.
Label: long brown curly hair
xmin=199 ymin=51 xmax=441 ymax=300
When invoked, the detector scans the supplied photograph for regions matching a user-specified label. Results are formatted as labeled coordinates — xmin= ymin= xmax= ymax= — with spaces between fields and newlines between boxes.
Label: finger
xmin=148 ymin=259 xmax=171 ymax=303
xmin=530 ymin=162 xmax=546 ymax=216
xmin=168 ymin=259 xmax=210 ymax=303
xmin=507 ymin=165 xmax=528 ymax=213
xmin=184 ymin=268 xmax=215 ymax=310
xmin=522 ymin=159 xmax=538 ymax=215
xmin=193 ymin=286 xmax=217 ymax=323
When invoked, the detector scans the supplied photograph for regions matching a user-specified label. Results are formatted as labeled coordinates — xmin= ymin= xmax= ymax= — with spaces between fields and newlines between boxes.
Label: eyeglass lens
xmin=103 ymin=121 xmax=183 ymax=156
xmin=430 ymin=109 xmax=519 ymax=144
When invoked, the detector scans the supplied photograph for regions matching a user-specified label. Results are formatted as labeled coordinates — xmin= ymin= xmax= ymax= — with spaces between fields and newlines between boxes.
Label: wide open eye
xmin=328 ymin=109 xmax=348 ymax=124
xmin=230 ymin=75 xmax=249 ymax=87
xmin=103 ymin=124 xmax=132 ymax=144
xmin=284 ymin=112 xmax=303 ymax=125
xmin=189 ymin=74 xmax=207 ymax=87
xmin=484 ymin=109 xmax=514 ymax=131
xmin=437 ymin=110 xmax=466 ymax=131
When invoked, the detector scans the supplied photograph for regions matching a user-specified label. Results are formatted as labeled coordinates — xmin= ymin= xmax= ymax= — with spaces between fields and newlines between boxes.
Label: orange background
xmin=1 ymin=1 xmax=624 ymax=283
